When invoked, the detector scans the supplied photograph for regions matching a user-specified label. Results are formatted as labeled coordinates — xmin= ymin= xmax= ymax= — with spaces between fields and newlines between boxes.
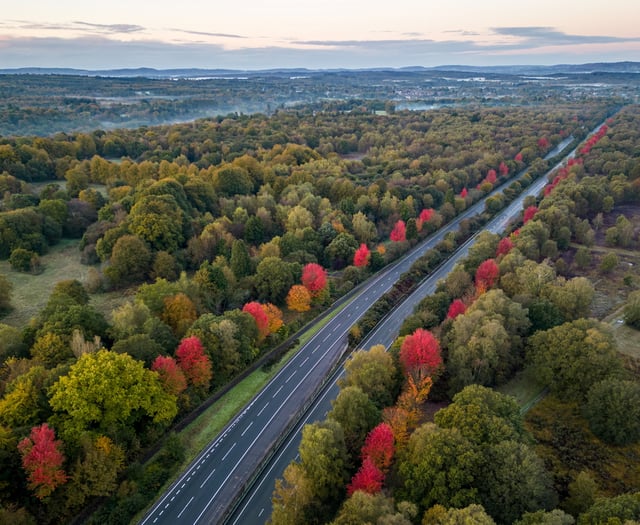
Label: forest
xmin=0 ymin=86 xmax=637 ymax=525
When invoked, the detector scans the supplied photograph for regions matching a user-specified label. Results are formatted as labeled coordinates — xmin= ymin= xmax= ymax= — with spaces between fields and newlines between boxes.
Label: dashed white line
xmin=286 ymin=371 xmax=297 ymax=383
xmin=322 ymin=333 xmax=330 ymax=342
xmin=273 ymin=385 xmax=284 ymax=398
xmin=199 ymin=468 xmax=217 ymax=489
xmin=257 ymin=403 xmax=269 ymax=416
xmin=177 ymin=497 xmax=194 ymax=519
xmin=259 ymin=508 xmax=265 ymax=517
xmin=222 ymin=442 xmax=237 ymax=462
xmin=300 ymin=357 xmax=309 ymax=367
xmin=312 ymin=345 xmax=320 ymax=353
xmin=241 ymin=421 xmax=253 ymax=437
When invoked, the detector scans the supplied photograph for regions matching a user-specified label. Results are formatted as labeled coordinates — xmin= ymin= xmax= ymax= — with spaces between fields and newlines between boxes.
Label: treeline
xmin=270 ymin=106 xmax=640 ymax=525
xmin=0 ymin=104 xmax=614 ymax=523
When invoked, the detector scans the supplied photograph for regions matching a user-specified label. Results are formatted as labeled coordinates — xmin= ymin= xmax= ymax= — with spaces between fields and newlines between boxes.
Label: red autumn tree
xmin=175 ymin=336 xmax=212 ymax=389
xmin=262 ymin=303 xmax=284 ymax=333
xmin=151 ymin=355 xmax=187 ymax=395
xmin=460 ymin=187 xmax=468 ymax=198
xmin=301 ymin=263 xmax=327 ymax=297
xmin=286 ymin=284 xmax=311 ymax=312
xmin=499 ymin=161 xmax=509 ymax=177
xmin=400 ymin=328 xmax=442 ymax=381
xmin=515 ymin=152 xmax=523 ymax=162
xmin=446 ymin=299 xmax=467 ymax=320
xmin=347 ymin=457 xmax=384 ymax=496
xmin=538 ymin=137 xmax=550 ymax=150
xmin=243 ymin=301 xmax=270 ymax=340
xmin=486 ymin=169 xmax=497 ymax=184
xmin=18 ymin=423 xmax=67 ymax=500
xmin=475 ymin=258 xmax=500 ymax=294
xmin=419 ymin=208 xmax=434 ymax=222
xmin=523 ymin=205 xmax=539 ymax=224
xmin=496 ymin=237 xmax=514 ymax=257
xmin=390 ymin=220 xmax=406 ymax=242
xmin=353 ymin=243 xmax=371 ymax=267
xmin=361 ymin=423 xmax=395 ymax=472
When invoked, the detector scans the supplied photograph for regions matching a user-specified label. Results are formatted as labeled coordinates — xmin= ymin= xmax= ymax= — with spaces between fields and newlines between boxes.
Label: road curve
xmin=140 ymin=135 xmax=576 ymax=525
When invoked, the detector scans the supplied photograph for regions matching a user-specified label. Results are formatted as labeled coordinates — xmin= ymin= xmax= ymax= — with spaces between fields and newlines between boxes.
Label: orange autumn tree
xmin=262 ymin=303 xmax=284 ymax=333
xmin=286 ymin=285 xmax=311 ymax=312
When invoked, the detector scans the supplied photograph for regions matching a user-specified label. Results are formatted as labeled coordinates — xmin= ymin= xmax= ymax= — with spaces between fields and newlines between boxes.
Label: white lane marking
xmin=300 ymin=357 xmax=309 ymax=367
xmin=241 ymin=421 xmax=253 ymax=437
xmin=177 ymin=497 xmax=194 ymax=519
xmin=193 ymin=335 xmax=346 ymax=525
xmin=259 ymin=508 xmax=265 ymax=517
xmin=312 ymin=345 xmax=319 ymax=353
xmin=257 ymin=403 xmax=269 ymax=416
xmin=222 ymin=442 xmax=237 ymax=461
xmin=199 ymin=468 xmax=217 ymax=489
xmin=322 ymin=334 xmax=331 ymax=342
xmin=285 ymin=371 xmax=297 ymax=383
xmin=273 ymin=385 xmax=284 ymax=398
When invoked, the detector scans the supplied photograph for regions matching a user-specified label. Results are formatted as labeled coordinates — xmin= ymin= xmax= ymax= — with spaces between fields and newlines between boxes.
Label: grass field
xmin=604 ymin=305 xmax=640 ymax=359
xmin=0 ymin=238 xmax=130 ymax=327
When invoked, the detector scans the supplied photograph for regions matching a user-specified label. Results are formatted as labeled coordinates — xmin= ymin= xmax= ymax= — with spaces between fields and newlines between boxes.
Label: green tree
xmin=105 ymin=234 xmax=151 ymax=286
xmin=129 ymin=194 xmax=185 ymax=252
xmin=325 ymin=233 xmax=359 ymax=270
xmin=398 ymin=423 xmax=481 ymax=512
xmin=478 ymin=440 xmax=556 ymax=524
xmin=563 ymin=471 xmax=598 ymax=518
xmin=9 ymin=248 xmax=39 ymax=273
xmin=339 ymin=345 xmax=399 ymax=409
xmin=598 ymin=252 xmax=618 ymax=274
xmin=0 ymin=323 xmax=24 ymax=360
xmin=30 ymin=332 xmax=73 ymax=368
xmin=527 ymin=319 xmax=623 ymax=401
xmin=515 ymin=510 xmax=574 ymax=525
xmin=299 ymin=419 xmax=349 ymax=520
xmin=270 ymin=462 xmax=313 ymax=525
xmin=230 ymin=239 xmax=252 ymax=279
xmin=48 ymin=349 xmax=177 ymax=443
xmin=255 ymin=256 xmax=298 ymax=304
xmin=577 ymin=492 xmax=640 ymax=525
xmin=583 ymin=379 xmax=640 ymax=445
xmin=328 ymin=386 xmax=380 ymax=460
xmin=111 ymin=334 xmax=164 ymax=367
xmin=331 ymin=491 xmax=414 ymax=525
xmin=423 ymin=504 xmax=496 ymax=525
xmin=434 ymin=385 xmax=526 ymax=446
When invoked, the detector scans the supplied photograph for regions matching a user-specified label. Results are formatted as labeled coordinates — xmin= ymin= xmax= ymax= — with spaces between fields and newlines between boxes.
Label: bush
xmin=9 ymin=248 xmax=40 ymax=273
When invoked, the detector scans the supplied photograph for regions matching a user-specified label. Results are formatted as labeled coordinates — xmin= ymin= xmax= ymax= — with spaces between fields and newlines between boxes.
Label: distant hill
xmin=1 ymin=62 xmax=639 ymax=79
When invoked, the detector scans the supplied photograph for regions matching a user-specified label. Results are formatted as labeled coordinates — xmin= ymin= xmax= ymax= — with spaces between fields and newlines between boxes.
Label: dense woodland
xmin=270 ymin=106 xmax=640 ymax=524
xmin=0 ymin=93 xmax=636 ymax=524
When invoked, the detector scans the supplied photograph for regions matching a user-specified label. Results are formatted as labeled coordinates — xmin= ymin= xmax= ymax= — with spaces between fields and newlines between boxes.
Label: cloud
xmin=72 ymin=21 xmax=145 ymax=34
xmin=490 ymin=26 xmax=640 ymax=46
xmin=170 ymin=28 xmax=246 ymax=39
xmin=0 ymin=27 xmax=639 ymax=70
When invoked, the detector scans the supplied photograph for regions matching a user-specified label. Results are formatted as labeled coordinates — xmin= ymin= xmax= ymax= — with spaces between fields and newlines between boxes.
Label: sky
xmin=1 ymin=1 xmax=639 ymax=70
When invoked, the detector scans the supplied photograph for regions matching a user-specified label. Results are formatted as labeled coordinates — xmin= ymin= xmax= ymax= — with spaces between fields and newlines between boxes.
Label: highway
xmin=140 ymin=135 xmax=576 ymax=525
xmin=225 ymin=135 xmax=583 ymax=524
